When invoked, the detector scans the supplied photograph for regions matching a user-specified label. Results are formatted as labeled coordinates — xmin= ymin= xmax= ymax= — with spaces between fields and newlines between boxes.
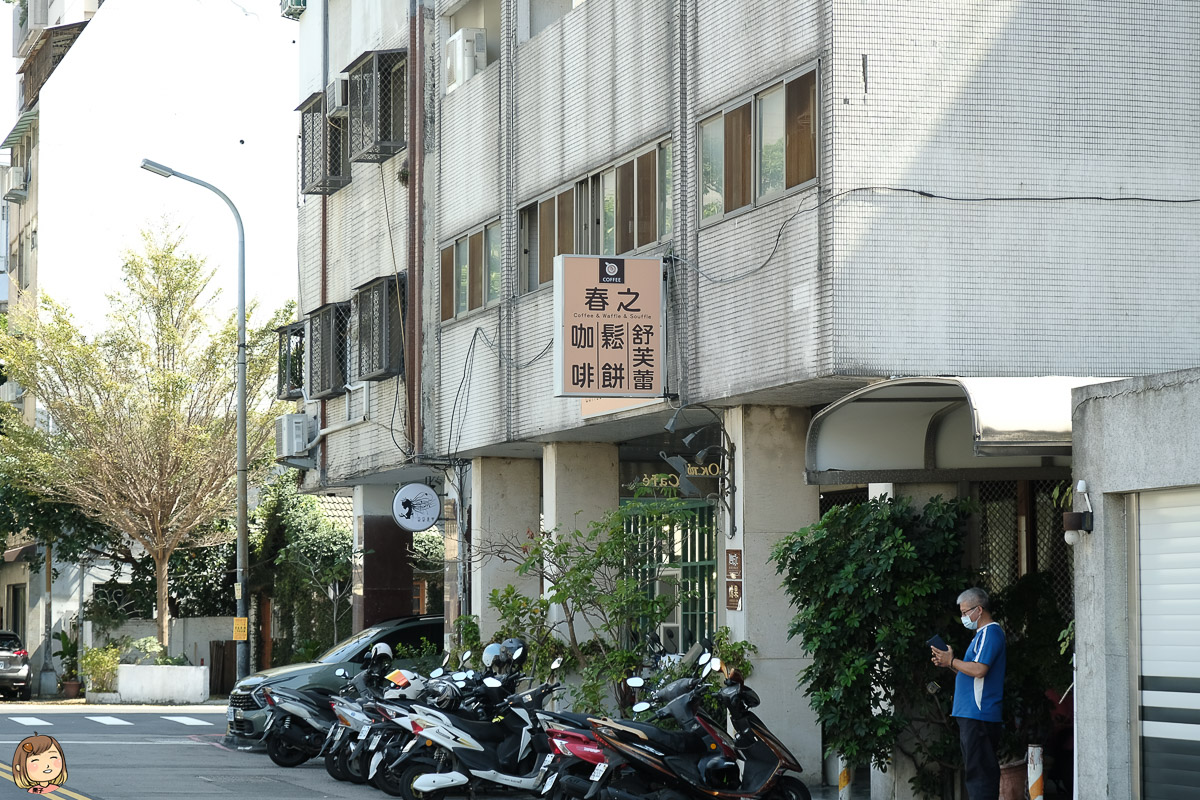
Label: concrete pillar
xmin=543 ymin=442 xmax=619 ymax=535
xmin=353 ymin=485 xmax=414 ymax=631
xmin=470 ymin=456 xmax=542 ymax=639
xmin=724 ymin=405 xmax=822 ymax=774
xmin=543 ymin=442 xmax=619 ymax=640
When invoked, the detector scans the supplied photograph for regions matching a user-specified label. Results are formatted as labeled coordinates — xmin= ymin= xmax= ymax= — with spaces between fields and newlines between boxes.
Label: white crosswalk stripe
xmin=8 ymin=717 xmax=51 ymax=727
xmin=160 ymin=716 xmax=213 ymax=726
xmin=86 ymin=716 xmax=134 ymax=726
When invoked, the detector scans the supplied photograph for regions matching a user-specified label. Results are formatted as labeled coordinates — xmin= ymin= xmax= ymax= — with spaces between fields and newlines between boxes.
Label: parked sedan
xmin=225 ymin=615 xmax=442 ymax=744
xmin=0 ymin=631 xmax=33 ymax=701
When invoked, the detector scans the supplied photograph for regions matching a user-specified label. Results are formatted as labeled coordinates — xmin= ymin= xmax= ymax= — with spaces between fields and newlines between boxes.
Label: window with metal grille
xmin=348 ymin=50 xmax=407 ymax=163
xmin=355 ymin=275 xmax=405 ymax=381
xmin=308 ymin=302 xmax=350 ymax=399
xmin=819 ymin=486 xmax=869 ymax=517
xmin=628 ymin=500 xmax=717 ymax=654
xmin=974 ymin=479 xmax=1074 ymax=619
xmin=299 ymin=93 xmax=351 ymax=195
xmin=275 ymin=321 xmax=305 ymax=400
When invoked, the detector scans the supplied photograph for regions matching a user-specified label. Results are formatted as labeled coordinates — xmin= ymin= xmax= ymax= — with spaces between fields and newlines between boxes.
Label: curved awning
xmin=805 ymin=376 xmax=1114 ymax=484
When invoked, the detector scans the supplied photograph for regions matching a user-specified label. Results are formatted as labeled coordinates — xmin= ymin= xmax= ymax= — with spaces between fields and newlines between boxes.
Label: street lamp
xmin=140 ymin=158 xmax=250 ymax=681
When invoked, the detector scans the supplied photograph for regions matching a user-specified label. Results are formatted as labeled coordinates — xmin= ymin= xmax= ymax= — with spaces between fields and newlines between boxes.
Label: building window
xmin=308 ymin=302 xmax=350 ymax=399
xmin=355 ymin=275 xmax=405 ymax=381
xmin=348 ymin=50 xmax=407 ymax=163
xmin=700 ymin=68 xmax=817 ymax=223
xmin=441 ymin=220 xmax=503 ymax=321
xmin=579 ymin=140 xmax=672 ymax=255
xmin=446 ymin=0 xmax=497 ymax=94
xmin=524 ymin=0 xmax=586 ymax=41
xmin=275 ymin=322 xmax=305 ymax=400
xmin=300 ymin=93 xmax=351 ymax=195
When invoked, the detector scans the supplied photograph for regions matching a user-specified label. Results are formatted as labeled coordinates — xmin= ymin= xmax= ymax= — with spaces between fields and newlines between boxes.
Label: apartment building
xmin=286 ymin=1 xmax=1200 ymax=796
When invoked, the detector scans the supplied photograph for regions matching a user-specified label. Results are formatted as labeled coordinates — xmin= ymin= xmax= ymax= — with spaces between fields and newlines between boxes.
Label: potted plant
xmin=52 ymin=629 xmax=82 ymax=699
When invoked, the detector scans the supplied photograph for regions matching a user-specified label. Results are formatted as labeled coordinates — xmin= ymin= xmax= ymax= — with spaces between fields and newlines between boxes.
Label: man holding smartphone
xmin=930 ymin=587 xmax=1007 ymax=800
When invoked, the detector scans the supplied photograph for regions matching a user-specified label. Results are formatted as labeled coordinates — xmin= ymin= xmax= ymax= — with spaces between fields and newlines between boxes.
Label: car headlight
xmin=251 ymin=685 xmax=268 ymax=706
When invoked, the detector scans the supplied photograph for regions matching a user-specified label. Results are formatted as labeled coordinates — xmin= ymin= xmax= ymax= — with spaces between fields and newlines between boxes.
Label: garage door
xmin=1138 ymin=487 xmax=1200 ymax=799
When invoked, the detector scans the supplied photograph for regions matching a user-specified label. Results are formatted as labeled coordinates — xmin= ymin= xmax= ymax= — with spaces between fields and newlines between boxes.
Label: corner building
xmin=287 ymin=2 xmax=1200 ymax=795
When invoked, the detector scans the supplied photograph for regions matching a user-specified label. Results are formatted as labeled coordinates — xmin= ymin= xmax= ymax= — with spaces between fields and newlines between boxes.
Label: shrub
xmin=79 ymin=645 xmax=122 ymax=693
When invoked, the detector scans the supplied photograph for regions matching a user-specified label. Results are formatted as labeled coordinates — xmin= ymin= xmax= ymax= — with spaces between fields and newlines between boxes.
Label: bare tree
xmin=0 ymin=225 xmax=290 ymax=648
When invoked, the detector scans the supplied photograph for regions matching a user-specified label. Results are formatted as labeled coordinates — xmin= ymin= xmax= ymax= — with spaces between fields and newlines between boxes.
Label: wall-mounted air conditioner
xmin=446 ymin=27 xmax=487 ymax=94
xmin=275 ymin=413 xmax=311 ymax=459
xmin=280 ymin=0 xmax=306 ymax=20
xmin=326 ymin=77 xmax=349 ymax=118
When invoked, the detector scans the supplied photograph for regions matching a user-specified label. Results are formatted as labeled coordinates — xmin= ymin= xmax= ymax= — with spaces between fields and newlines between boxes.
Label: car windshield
xmin=315 ymin=626 xmax=386 ymax=664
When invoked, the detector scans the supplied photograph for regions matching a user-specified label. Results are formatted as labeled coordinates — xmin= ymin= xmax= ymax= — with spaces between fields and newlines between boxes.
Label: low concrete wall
xmin=113 ymin=664 xmax=209 ymax=703
xmin=100 ymin=617 xmax=235 ymax=667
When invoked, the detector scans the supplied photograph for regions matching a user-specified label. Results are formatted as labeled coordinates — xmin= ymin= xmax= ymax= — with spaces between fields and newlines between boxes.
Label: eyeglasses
xmin=960 ymin=605 xmax=980 ymax=616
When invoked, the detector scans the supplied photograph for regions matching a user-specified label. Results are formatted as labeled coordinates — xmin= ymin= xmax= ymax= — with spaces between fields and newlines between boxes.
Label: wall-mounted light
xmin=1063 ymin=479 xmax=1093 ymax=545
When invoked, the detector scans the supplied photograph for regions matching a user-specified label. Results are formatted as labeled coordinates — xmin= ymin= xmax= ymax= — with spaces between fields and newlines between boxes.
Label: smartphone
xmin=927 ymin=634 xmax=949 ymax=652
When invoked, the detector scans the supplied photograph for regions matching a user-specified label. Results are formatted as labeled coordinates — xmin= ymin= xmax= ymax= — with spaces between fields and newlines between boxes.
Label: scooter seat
xmin=614 ymin=720 xmax=704 ymax=755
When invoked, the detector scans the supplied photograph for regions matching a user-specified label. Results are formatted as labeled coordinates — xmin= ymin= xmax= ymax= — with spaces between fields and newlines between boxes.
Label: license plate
xmin=358 ymin=725 xmax=372 ymax=740
xmin=589 ymin=763 xmax=608 ymax=782
xmin=542 ymin=772 xmax=558 ymax=795
xmin=542 ymin=754 xmax=554 ymax=770
xmin=370 ymin=733 xmax=383 ymax=750
xmin=333 ymin=727 xmax=345 ymax=744
xmin=226 ymin=707 xmax=235 ymax=722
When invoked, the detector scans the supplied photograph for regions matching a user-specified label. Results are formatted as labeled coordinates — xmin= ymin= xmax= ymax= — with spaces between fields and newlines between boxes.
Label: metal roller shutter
xmin=1138 ymin=487 xmax=1200 ymax=800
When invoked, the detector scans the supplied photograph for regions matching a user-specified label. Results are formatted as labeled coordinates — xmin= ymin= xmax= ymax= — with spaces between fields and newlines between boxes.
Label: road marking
xmin=85 ymin=716 xmax=134 ymax=726
xmin=7 ymin=716 xmax=51 ymax=726
xmin=0 ymin=762 xmax=95 ymax=800
xmin=162 ymin=715 xmax=213 ymax=726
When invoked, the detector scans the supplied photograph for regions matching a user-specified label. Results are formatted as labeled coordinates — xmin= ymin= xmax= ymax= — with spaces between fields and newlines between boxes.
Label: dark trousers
xmin=958 ymin=717 xmax=1002 ymax=800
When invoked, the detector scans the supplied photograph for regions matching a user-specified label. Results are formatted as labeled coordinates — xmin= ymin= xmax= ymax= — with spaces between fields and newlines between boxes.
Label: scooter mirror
xmin=698 ymin=652 xmax=711 ymax=666
xmin=632 ymin=701 xmax=652 ymax=713
xmin=457 ymin=680 xmax=467 ymax=688
xmin=334 ymin=668 xmax=348 ymax=679
xmin=626 ymin=676 xmax=645 ymax=688
xmin=441 ymin=653 xmax=451 ymax=667
xmin=467 ymin=670 xmax=477 ymax=679
xmin=550 ymin=657 xmax=564 ymax=671
xmin=513 ymin=647 xmax=525 ymax=662
xmin=461 ymin=650 xmax=473 ymax=665
xmin=430 ymin=668 xmax=444 ymax=678
xmin=484 ymin=677 xmax=503 ymax=688
xmin=709 ymin=657 xmax=722 ymax=673
xmin=452 ymin=671 xmax=468 ymax=681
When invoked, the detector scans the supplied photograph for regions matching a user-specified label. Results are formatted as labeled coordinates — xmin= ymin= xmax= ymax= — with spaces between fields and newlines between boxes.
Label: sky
xmin=1 ymin=0 xmax=300 ymax=332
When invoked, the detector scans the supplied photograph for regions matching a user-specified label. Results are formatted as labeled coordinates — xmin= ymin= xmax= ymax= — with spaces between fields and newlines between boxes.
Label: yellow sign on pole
xmin=233 ymin=617 xmax=248 ymax=641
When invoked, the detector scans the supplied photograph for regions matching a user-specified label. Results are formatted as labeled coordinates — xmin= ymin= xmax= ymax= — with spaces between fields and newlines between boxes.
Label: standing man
xmin=931 ymin=587 xmax=1007 ymax=800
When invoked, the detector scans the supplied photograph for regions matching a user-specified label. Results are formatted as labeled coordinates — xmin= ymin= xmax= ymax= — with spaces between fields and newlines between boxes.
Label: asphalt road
xmin=0 ymin=705 xmax=836 ymax=800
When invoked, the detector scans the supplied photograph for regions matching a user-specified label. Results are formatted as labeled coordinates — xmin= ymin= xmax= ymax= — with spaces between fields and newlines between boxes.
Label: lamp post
xmin=140 ymin=159 xmax=250 ymax=681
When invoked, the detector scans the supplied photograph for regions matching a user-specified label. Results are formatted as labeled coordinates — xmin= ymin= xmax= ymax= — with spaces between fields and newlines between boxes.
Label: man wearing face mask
xmin=930 ymin=587 xmax=1007 ymax=800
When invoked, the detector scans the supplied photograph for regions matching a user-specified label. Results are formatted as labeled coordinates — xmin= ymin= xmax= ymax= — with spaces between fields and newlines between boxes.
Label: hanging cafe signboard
xmin=553 ymin=255 xmax=664 ymax=398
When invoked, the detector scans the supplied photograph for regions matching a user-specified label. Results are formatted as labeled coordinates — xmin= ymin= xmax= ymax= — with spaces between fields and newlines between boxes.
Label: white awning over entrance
xmin=805 ymin=376 xmax=1114 ymax=484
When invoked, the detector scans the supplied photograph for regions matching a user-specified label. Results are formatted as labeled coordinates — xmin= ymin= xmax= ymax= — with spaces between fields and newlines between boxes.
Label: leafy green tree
xmin=483 ymin=488 xmax=695 ymax=712
xmin=770 ymin=495 xmax=974 ymax=798
xmin=254 ymin=470 xmax=356 ymax=659
xmin=0 ymin=224 xmax=290 ymax=649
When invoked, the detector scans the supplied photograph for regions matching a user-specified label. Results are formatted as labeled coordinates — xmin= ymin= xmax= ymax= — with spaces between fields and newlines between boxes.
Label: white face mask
xmin=961 ymin=606 xmax=980 ymax=631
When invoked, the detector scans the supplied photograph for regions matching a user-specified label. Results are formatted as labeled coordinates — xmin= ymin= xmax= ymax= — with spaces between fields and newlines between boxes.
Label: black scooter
xmin=261 ymin=682 xmax=341 ymax=767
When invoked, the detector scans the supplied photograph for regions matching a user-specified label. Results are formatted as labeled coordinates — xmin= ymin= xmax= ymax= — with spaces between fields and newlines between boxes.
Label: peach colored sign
xmin=554 ymin=255 xmax=664 ymax=398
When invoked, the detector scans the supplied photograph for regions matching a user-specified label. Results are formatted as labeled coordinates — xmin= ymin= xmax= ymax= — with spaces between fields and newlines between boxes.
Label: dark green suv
xmin=225 ymin=615 xmax=442 ymax=743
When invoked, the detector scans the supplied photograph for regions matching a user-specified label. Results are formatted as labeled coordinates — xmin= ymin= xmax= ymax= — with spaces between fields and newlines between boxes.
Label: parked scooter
xmin=575 ymin=655 xmax=812 ymax=800
xmin=392 ymin=641 xmax=565 ymax=800
xmin=261 ymin=682 xmax=341 ymax=767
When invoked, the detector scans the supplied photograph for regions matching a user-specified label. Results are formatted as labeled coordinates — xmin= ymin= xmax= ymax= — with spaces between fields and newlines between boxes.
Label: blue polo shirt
xmin=951 ymin=621 xmax=1006 ymax=722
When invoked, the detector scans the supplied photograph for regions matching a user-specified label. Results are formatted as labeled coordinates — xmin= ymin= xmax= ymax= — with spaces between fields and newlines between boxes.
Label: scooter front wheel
xmin=766 ymin=776 xmax=812 ymax=800
xmin=397 ymin=762 xmax=448 ymax=800
xmin=325 ymin=746 xmax=350 ymax=781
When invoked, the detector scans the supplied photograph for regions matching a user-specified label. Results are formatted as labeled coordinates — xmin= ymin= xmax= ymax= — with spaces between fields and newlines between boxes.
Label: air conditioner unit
xmin=446 ymin=27 xmax=486 ymax=94
xmin=275 ymin=413 xmax=311 ymax=459
xmin=326 ymin=77 xmax=349 ymax=118
xmin=280 ymin=0 xmax=306 ymax=19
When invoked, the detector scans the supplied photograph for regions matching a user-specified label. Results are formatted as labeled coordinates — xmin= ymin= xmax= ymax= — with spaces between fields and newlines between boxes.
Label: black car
xmin=0 ymin=631 xmax=33 ymax=701
xmin=226 ymin=615 xmax=442 ymax=742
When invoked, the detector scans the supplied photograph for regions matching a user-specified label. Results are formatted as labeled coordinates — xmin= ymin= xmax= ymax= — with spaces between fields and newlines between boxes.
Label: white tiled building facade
xmin=290 ymin=2 xmax=1200 ymax=797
